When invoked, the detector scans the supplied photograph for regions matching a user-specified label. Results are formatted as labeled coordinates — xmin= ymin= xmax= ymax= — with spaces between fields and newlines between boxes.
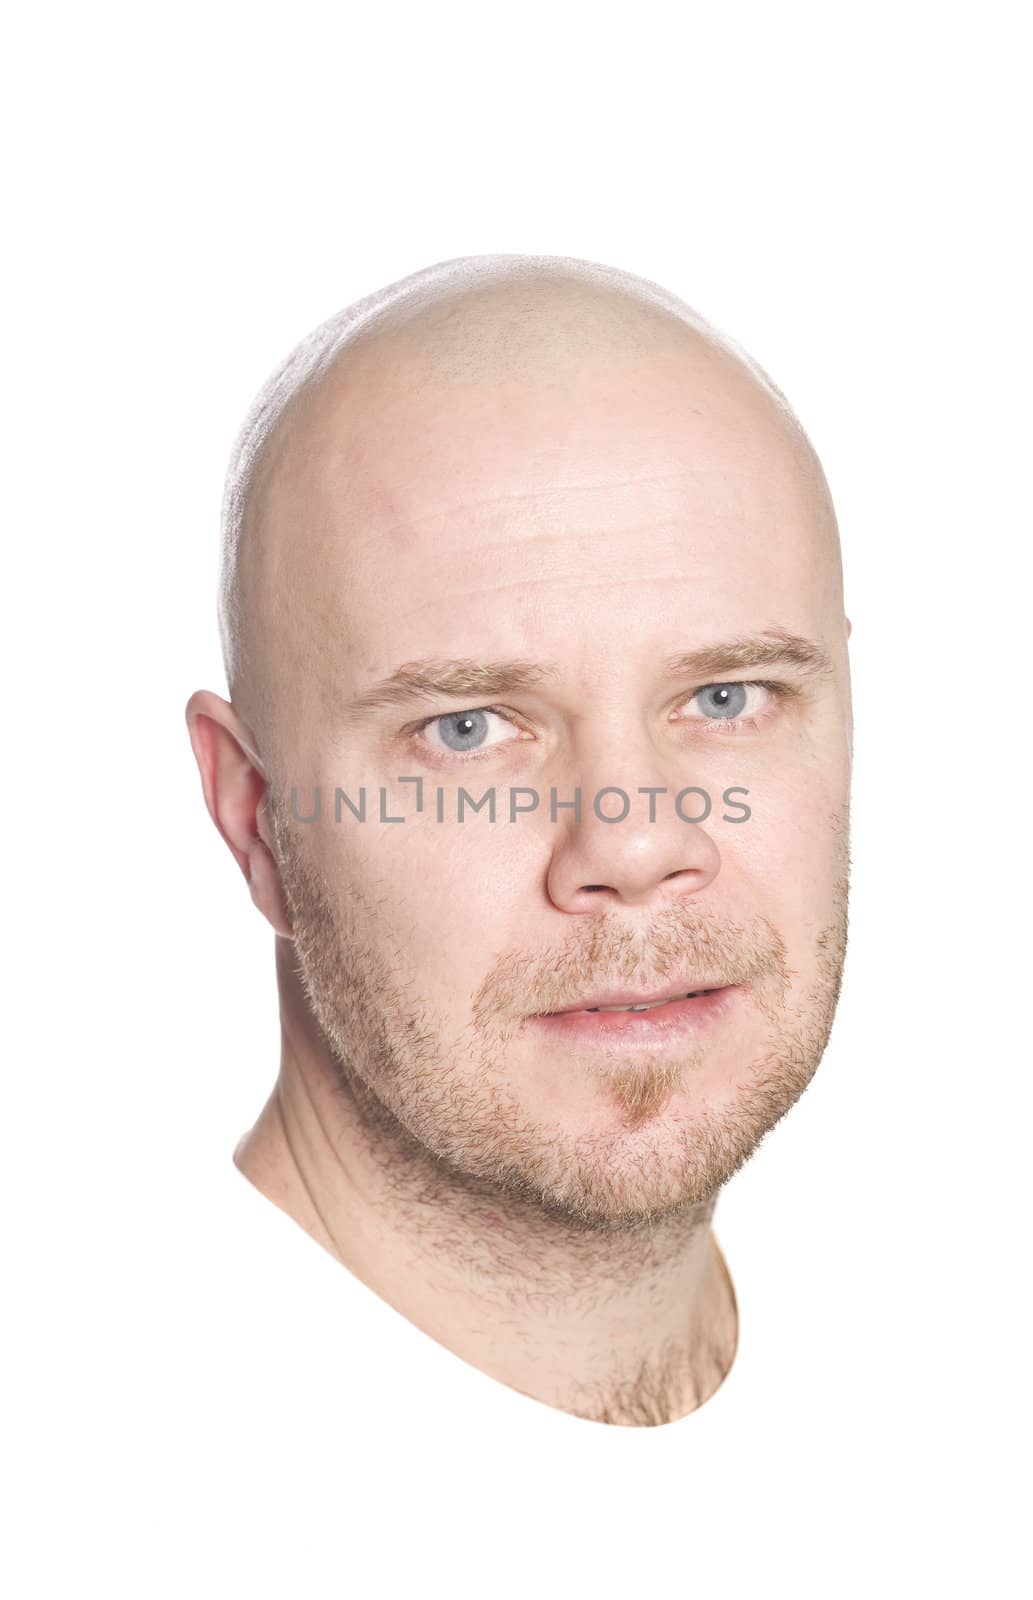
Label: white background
xmin=5 ymin=3 xmax=1029 ymax=1595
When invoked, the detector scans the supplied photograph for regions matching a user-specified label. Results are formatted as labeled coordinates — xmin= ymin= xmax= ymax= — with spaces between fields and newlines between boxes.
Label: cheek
xmin=330 ymin=820 xmax=531 ymax=1008
xmin=725 ymin=766 xmax=849 ymax=943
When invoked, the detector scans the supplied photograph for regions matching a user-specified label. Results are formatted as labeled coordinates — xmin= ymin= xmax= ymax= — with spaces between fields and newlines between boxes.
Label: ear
xmin=184 ymin=690 xmax=294 ymax=938
xmin=846 ymin=615 xmax=852 ymax=639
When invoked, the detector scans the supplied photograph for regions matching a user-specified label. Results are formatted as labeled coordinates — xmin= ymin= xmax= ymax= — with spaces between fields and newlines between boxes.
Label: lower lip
xmin=528 ymin=987 xmax=740 ymax=1049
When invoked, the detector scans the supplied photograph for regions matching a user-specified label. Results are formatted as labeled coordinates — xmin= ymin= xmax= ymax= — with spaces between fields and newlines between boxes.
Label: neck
xmin=235 ymin=954 xmax=739 ymax=1427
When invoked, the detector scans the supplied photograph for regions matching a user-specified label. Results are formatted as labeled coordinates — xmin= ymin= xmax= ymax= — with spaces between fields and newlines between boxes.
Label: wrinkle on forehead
xmin=223 ymin=258 xmax=840 ymax=753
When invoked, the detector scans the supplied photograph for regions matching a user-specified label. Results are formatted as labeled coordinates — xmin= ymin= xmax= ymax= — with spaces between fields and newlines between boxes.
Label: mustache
xmin=471 ymin=908 xmax=790 ymax=1021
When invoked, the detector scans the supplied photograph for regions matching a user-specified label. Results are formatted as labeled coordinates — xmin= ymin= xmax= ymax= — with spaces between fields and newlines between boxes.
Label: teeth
xmin=585 ymin=990 xmax=709 ymax=1013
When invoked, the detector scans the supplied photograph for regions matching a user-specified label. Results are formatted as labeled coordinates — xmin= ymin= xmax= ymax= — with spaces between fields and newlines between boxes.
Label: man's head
xmin=188 ymin=254 xmax=852 ymax=1233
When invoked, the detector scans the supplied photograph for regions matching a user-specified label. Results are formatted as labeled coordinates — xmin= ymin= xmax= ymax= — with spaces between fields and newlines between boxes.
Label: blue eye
xmin=420 ymin=708 xmax=521 ymax=755
xmin=683 ymin=682 xmax=778 ymax=725
xmin=696 ymin=683 xmax=749 ymax=719
xmin=434 ymin=710 xmax=491 ymax=751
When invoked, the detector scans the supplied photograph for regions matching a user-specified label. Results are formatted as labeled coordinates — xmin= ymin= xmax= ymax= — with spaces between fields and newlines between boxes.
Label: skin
xmin=186 ymin=263 xmax=853 ymax=1427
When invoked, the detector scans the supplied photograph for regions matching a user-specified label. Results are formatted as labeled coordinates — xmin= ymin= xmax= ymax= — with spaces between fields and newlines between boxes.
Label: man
xmin=185 ymin=253 xmax=852 ymax=1429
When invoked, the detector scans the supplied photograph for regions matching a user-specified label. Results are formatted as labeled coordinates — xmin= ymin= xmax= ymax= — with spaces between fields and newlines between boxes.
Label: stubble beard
xmin=270 ymin=799 xmax=850 ymax=1236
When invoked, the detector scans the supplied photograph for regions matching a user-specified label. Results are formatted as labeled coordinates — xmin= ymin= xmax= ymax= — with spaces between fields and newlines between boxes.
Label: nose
xmin=544 ymin=744 xmax=721 ymax=914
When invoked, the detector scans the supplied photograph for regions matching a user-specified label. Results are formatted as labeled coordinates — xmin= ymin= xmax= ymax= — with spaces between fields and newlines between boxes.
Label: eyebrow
xmin=337 ymin=628 xmax=835 ymax=723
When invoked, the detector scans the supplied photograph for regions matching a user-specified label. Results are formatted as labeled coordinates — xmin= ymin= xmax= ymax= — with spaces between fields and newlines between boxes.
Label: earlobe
xmin=247 ymin=835 xmax=295 ymax=939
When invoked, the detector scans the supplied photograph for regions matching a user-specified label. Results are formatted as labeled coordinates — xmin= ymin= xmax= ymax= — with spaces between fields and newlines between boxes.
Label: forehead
xmin=265 ymin=351 xmax=839 ymax=697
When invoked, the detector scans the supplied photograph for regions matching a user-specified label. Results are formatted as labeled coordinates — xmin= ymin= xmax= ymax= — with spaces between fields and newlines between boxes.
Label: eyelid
xmin=679 ymin=678 xmax=791 ymax=710
xmin=409 ymin=703 xmax=526 ymax=736
xmin=409 ymin=682 xmax=792 ymax=726
xmin=409 ymin=705 xmax=530 ymax=760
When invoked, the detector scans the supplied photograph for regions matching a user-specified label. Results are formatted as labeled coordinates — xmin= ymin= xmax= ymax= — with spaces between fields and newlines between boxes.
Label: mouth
xmin=541 ymin=980 xmax=728 ymax=1015
xmin=529 ymin=983 xmax=740 ymax=1050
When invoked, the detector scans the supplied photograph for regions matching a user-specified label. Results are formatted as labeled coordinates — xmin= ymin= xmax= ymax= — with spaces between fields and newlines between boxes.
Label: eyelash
xmin=674 ymin=680 xmax=791 ymax=737
xmin=407 ymin=705 xmax=532 ymax=765
xmin=407 ymin=680 xmax=791 ymax=764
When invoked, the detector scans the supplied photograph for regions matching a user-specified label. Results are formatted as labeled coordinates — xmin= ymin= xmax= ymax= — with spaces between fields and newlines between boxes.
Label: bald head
xmin=219 ymin=254 xmax=840 ymax=753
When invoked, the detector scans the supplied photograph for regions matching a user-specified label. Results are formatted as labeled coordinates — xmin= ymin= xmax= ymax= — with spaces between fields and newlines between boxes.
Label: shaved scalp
xmin=218 ymin=254 xmax=836 ymax=747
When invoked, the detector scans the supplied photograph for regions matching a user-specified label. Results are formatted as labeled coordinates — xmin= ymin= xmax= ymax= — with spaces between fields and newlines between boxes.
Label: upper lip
xmin=543 ymin=980 xmax=728 ymax=1015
